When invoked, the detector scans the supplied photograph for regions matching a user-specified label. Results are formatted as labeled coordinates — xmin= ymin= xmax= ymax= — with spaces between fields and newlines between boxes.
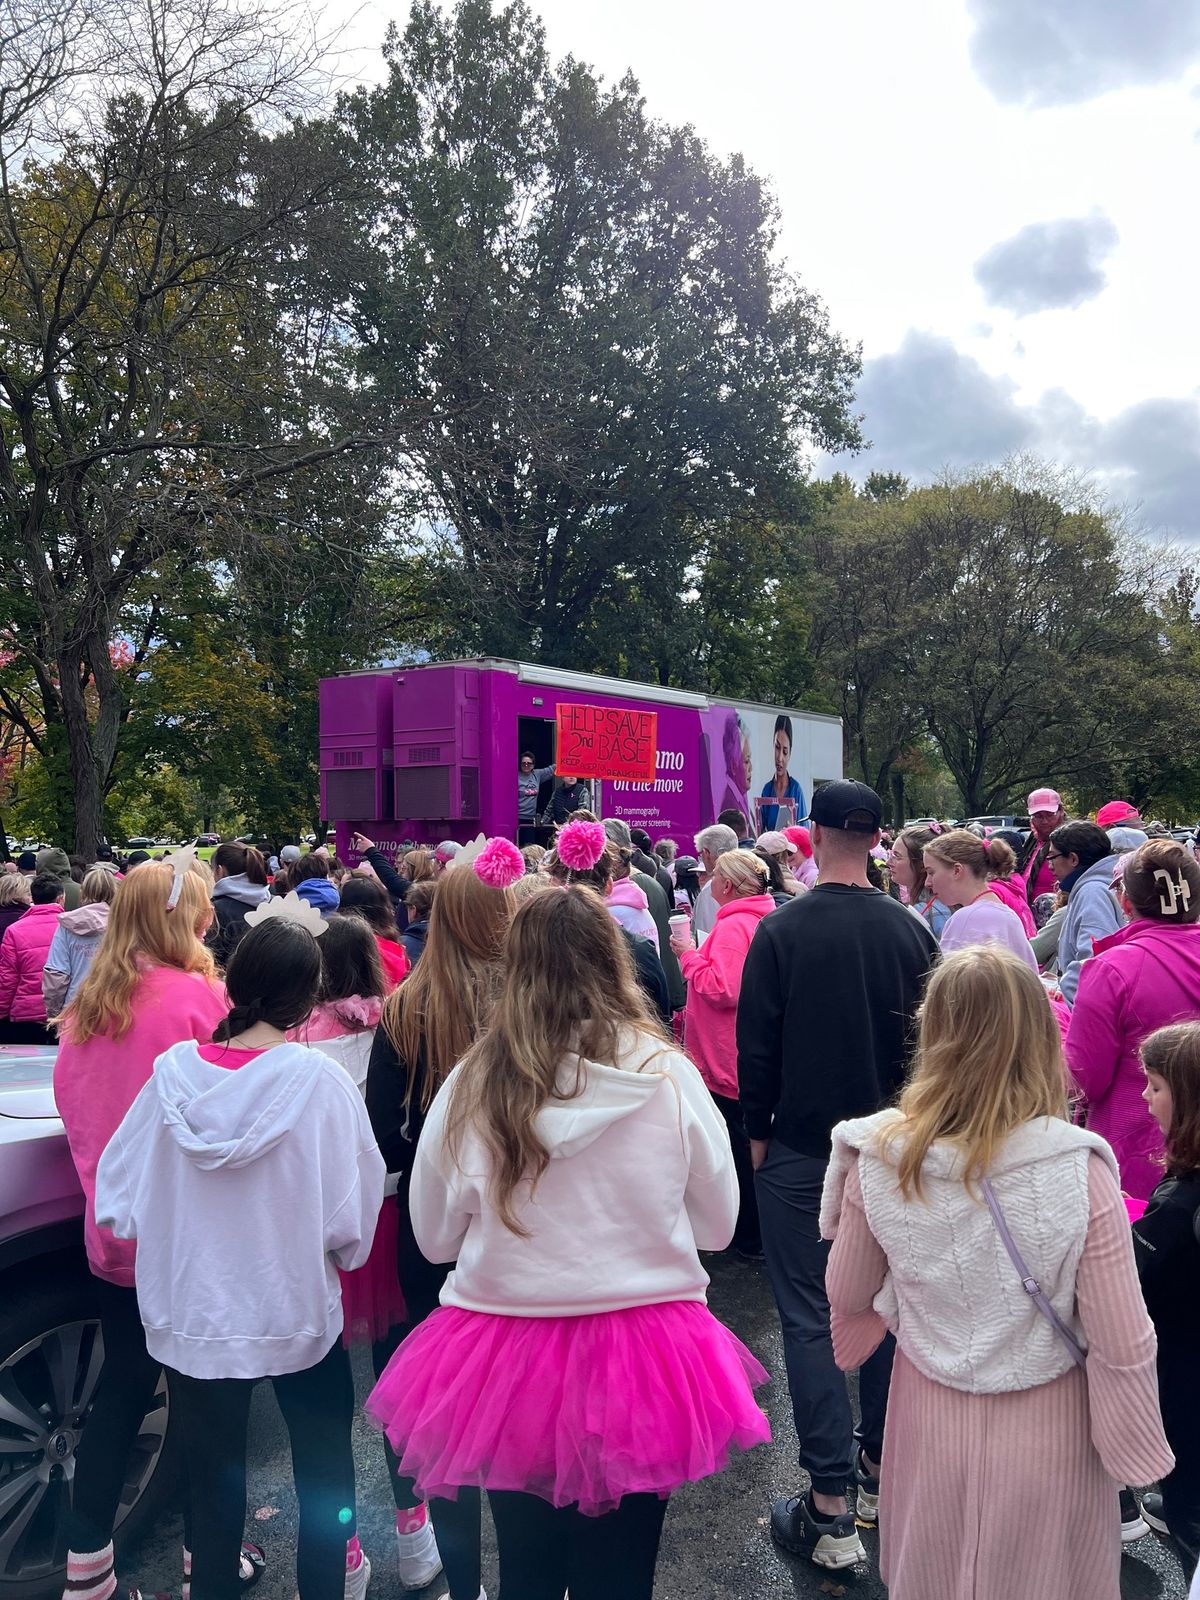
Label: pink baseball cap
xmin=1096 ymin=799 xmax=1141 ymax=830
xmin=783 ymin=825 xmax=813 ymax=859
xmin=1027 ymin=788 xmax=1062 ymax=813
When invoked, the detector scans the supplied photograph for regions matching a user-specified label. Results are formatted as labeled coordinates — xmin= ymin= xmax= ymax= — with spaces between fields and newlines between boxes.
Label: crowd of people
xmin=2 ymin=774 xmax=1198 ymax=1600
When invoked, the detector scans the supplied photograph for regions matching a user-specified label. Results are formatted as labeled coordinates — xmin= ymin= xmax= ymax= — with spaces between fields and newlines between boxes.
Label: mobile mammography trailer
xmin=320 ymin=658 xmax=843 ymax=863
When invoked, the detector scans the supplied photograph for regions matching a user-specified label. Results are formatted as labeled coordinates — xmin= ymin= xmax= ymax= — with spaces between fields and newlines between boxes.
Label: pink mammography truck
xmin=321 ymin=657 xmax=843 ymax=863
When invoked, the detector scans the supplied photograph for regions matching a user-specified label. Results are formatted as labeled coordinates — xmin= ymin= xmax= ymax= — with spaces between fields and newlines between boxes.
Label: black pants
xmin=371 ymin=1325 xmax=482 ymax=1600
xmin=756 ymin=1141 xmax=894 ymax=1496
xmin=168 ymin=1342 xmax=355 ymax=1600
xmin=489 ymin=1491 xmax=668 ymax=1600
xmin=68 ymin=1280 xmax=188 ymax=1554
xmin=712 ymin=1093 xmax=760 ymax=1253
xmin=0 ymin=1017 xmax=53 ymax=1044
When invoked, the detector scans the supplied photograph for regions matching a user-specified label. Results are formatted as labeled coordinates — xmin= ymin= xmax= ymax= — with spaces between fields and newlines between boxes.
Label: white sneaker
xmin=344 ymin=1553 xmax=371 ymax=1600
xmin=396 ymin=1520 xmax=443 ymax=1590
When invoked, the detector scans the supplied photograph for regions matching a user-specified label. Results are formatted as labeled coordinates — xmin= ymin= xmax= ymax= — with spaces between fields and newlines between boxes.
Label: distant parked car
xmin=965 ymin=814 xmax=1023 ymax=834
xmin=194 ymin=834 xmax=220 ymax=847
xmin=0 ymin=1047 xmax=177 ymax=1597
xmin=124 ymin=836 xmax=154 ymax=850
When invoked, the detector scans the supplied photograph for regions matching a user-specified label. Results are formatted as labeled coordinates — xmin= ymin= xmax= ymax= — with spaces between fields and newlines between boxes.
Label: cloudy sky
xmin=335 ymin=0 xmax=1200 ymax=539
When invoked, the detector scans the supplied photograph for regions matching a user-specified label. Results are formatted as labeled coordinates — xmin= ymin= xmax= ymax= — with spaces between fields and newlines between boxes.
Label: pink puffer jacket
xmin=0 ymin=903 xmax=64 ymax=1021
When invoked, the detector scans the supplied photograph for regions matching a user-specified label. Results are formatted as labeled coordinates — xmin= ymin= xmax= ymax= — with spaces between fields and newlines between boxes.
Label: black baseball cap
xmin=810 ymin=779 xmax=883 ymax=833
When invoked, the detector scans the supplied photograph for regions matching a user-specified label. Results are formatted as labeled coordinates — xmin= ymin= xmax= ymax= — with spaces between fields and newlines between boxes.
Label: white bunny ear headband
xmin=162 ymin=842 xmax=198 ymax=910
xmin=445 ymin=834 xmax=487 ymax=870
xmin=242 ymin=891 xmax=328 ymax=937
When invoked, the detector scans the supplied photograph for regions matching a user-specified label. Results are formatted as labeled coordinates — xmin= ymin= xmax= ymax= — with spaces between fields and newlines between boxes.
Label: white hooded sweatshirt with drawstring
xmin=410 ymin=1030 xmax=738 ymax=1316
xmin=95 ymin=1039 xmax=385 ymax=1379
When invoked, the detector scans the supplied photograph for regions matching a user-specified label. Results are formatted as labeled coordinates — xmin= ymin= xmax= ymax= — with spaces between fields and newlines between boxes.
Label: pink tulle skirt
xmin=366 ymin=1300 xmax=771 ymax=1515
xmin=338 ymin=1196 xmax=407 ymax=1347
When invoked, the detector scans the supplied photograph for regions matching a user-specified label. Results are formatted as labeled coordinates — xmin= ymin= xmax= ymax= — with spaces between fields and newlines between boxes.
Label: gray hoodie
xmin=1059 ymin=855 xmax=1123 ymax=1005
xmin=95 ymin=1039 xmax=385 ymax=1378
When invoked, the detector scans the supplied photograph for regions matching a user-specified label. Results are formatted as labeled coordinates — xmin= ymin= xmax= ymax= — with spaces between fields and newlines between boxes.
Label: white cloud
xmin=968 ymin=0 xmax=1200 ymax=106
xmin=844 ymin=330 xmax=1200 ymax=539
xmin=974 ymin=215 xmax=1119 ymax=315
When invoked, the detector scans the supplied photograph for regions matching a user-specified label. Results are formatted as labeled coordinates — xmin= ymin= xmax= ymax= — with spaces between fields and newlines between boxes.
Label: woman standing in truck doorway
xmin=760 ymin=715 xmax=806 ymax=832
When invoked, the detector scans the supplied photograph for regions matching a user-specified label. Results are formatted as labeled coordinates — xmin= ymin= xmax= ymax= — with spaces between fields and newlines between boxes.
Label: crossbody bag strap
xmin=980 ymin=1177 xmax=1086 ymax=1368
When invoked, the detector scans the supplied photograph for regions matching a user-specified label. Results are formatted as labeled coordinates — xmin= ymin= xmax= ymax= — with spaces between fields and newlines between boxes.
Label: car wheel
xmin=0 ymin=1269 xmax=177 ymax=1600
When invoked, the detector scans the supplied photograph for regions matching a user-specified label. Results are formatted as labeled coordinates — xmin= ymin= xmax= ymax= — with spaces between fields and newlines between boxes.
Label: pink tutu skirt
xmin=366 ymin=1300 xmax=770 ymax=1516
xmin=338 ymin=1196 xmax=407 ymax=1347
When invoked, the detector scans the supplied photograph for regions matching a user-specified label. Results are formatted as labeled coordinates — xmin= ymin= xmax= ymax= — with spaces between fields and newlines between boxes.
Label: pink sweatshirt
xmin=1065 ymin=919 xmax=1200 ymax=1199
xmin=679 ymin=894 xmax=776 ymax=1097
xmin=987 ymin=874 xmax=1036 ymax=937
xmin=605 ymin=878 xmax=659 ymax=950
xmin=54 ymin=964 xmax=228 ymax=1285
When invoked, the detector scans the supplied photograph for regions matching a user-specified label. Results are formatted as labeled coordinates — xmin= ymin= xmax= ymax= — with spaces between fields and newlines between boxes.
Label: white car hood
xmin=0 ymin=1046 xmax=60 ymax=1120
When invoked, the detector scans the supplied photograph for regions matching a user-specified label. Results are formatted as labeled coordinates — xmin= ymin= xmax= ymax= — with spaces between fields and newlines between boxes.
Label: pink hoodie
xmin=986 ymin=874 xmax=1036 ymax=937
xmin=679 ymin=893 xmax=776 ymax=1097
xmin=1065 ymin=919 xmax=1200 ymax=1199
xmin=605 ymin=878 xmax=659 ymax=951
xmin=54 ymin=964 xmax=228 ymax=1284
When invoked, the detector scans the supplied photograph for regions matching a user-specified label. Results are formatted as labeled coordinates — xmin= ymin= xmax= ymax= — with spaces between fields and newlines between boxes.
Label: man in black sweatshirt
xmin=736 ymin=779 xmax=937 ymax=1571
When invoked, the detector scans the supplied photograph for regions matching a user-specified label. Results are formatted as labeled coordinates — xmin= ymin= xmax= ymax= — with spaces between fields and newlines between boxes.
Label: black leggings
xmin=168 ymin=1342 xmax=355 ymax=1600
xmin=67 ymin=1279 xmax=192 ymax=1554
xmin=371 ymin=1328 xmax=482 ymax=1600
xmin=489 ymin=1491 xmax=668 ymax=1600
xmin=712 ymin=1093 xmax=760 ymax=1252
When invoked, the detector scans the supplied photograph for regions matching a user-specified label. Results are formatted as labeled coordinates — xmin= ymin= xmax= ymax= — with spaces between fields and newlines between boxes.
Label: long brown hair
xmin=1122 ymin=841 xmax=1200 ymax=925
xmin=60 ymin=864 xmax=216 ymax=1044
xmin=881 ymin=945 xmax=1066 ymax=1198
xmin=445 ymin=885 xmax=668 ymax=1235
xmin=381 ymin=864 xmax=514 ymax=1110
xmin=1141 ymin=1023 xmax=1200 ymax=1175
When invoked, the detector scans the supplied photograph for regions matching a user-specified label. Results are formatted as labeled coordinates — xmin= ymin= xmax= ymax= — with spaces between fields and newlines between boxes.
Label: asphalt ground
xmin=123 ymin=1253 xmax=1192 ymax=1599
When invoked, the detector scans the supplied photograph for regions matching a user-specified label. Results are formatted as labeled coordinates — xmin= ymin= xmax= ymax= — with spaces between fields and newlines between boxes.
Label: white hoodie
xmin=411 ymin=1030 xmax=737 ymax=1316
xmin=95 ymin=1040 xmax=386 ymax=1379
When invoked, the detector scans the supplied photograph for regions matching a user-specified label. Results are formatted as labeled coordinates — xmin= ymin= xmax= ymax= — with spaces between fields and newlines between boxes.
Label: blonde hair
xmin=0 ymin=874 xmax=31 ymax=908
xmin=402 ymin=848 xmax=436 ymax=883
xmin=714 ymin=849 xmax=770 ymax=897
xmin=881 ymin=945 xmax=1066 ymax=1199
xmin=445 ymin=884 xmax=668 ymax=1235
xmin=382 ymin=864 xmax=514 ymax=1111
xmin=510 ymin=872 xmax=552 ymax=905
xmin=60 ymin=864 xmax=216 ymax=1044
xmin=923 ymin=828 xmax=1016 ymax=883
xmin=80 ymin=867 xmax=117 ymax=906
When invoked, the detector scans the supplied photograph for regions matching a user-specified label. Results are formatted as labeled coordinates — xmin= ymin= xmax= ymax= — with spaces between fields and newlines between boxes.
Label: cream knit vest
xmin=822 ymin=1110 xmax=1120 ymax=1395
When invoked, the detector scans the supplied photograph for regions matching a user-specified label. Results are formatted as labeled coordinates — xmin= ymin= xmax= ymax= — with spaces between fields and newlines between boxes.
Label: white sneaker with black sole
xmin=396 ymin=1519 xmax=443 ymax=1590
xmin=854 ymin=1448 xmax=880 ymax=1524
xmin=1119 ymin=1488 xmax=1149 ymax=1542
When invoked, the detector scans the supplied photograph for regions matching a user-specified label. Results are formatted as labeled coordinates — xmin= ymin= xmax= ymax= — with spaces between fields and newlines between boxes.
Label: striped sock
xmin=395 ymin=1505 xmax=427 ymax=1534
xmin=181 ymin=1545 xmax=191 ymax=1600
xmin=65 ymin=1545 xmax=116 ymax=1600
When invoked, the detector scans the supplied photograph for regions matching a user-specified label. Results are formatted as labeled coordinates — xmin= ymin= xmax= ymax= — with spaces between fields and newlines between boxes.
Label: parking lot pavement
xmin=123 ymin=1254 xmax=1190 ymax=1599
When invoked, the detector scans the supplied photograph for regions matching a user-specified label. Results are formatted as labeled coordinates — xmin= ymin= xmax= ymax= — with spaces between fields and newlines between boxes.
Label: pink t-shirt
xmin=196 ymin=1043 xmax=267 ymax=1068
xmin=940 ymin=897 xmax=1038 ymax=973
xmin=54 ymin=965 xmax=228 ymax=1286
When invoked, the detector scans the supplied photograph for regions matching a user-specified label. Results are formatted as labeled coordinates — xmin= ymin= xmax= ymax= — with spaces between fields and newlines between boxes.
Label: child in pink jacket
xmin=670 ymin=849 xmax=775 ymax=1257
xmin=1066 ymin=841 xmax=1200 ymax=1199
xmin=0 ymin=871 xmax=65 ymax=1042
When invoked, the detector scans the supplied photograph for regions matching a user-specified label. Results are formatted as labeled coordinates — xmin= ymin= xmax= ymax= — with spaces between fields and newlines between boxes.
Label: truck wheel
xmin=0 ymin=1267 xmax=177 ymax=1600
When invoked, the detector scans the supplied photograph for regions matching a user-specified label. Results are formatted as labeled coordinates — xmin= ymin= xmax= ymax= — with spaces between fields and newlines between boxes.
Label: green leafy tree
xmin=330 ymin=0 xmax=861 ymax=671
